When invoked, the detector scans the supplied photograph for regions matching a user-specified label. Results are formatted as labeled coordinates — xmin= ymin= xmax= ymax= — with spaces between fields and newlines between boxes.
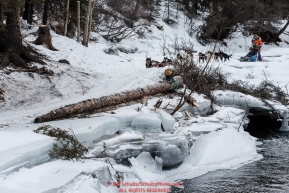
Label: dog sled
xmin=239 ymin=48 xmax=258 ymax=62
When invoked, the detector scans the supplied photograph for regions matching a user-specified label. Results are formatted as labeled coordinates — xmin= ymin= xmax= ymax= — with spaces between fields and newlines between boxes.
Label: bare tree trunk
xmin=0 ymin=5 xmax=43 ymax=68
xmin=183 ymin=0 xmax=190 ymax=10
xmin=82 ymin=0 xmax=92 ymax=46
xmin=77 ymin=1 xmax=80 ymax=42
xmin=277 ymin=19 xmax=289 ymax=36
xmin=131 ymin=0 xmax=141 ymax=19
xmin=34 ymin=76 xmax=183 ymax=123
xmin=167 ymin=0 xmax=170 ymax=20
xmin=31 ymin=25 xmax=58 ymax=51
xmin=86 ymin=0 xmax=95 ymax=47
xmin=64 ymin=0 xmax=70 ymax=36
xmin=42 ymin=0 xmax=49 ymax=25
xmin=0 ymin=3 xmax=3 ymax=24
xmin=23 ymin=0 xmax=33 ymax=24
xmin=192 ymin=0 xmax=198 ymax=15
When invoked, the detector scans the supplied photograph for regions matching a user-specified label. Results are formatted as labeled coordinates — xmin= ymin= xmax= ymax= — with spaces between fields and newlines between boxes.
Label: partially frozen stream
xmin=182 ymin=131 xmax=289 ymax=193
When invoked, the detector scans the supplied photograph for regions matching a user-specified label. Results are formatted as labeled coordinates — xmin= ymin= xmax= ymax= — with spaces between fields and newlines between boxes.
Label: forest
xmin=1 ymin=1 xmax=289 ymax=192
xmin=1 ymin=0 xmax=289 ymax=70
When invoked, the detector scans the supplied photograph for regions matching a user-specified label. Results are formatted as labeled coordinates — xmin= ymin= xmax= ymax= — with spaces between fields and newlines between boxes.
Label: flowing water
xmin=182 ymin=131 xmax=289 ymax=193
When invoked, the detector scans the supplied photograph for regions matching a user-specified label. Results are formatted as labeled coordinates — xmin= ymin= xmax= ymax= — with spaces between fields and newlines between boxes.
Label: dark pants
xmin=257 ymin=48 xmax=262 ymax=61
xmin=246 ymin=50 xmax=258 ymax=58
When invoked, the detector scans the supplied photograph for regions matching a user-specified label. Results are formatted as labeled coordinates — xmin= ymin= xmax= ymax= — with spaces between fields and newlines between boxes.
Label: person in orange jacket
xmin=251 ymin=34 xmax=263 ymax=61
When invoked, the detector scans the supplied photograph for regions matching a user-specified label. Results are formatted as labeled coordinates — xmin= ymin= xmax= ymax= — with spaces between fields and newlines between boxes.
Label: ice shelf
xmin=0 ymin=116 xmax=121 ymax=173
xmin=91 ymin=131 xmax=188 ymax=167
xmin=131 ymin=113 xmax=162 ymax=133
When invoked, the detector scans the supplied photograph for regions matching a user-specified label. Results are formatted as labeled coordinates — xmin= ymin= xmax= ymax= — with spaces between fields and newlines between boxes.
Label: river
xmin=182 ymin=131 xmax=289 ymax=193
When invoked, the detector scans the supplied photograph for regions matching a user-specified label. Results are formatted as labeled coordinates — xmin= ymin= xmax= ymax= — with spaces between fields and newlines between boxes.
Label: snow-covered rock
xmin=103 ymin=46 xmax=119 ymax=55
xmin=116 ymin=45 xmax=138 ymax=54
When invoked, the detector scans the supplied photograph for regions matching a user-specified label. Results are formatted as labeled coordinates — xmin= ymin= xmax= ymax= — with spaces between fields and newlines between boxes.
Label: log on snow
xmin=34 ymin=76 xmax=183 ymax=123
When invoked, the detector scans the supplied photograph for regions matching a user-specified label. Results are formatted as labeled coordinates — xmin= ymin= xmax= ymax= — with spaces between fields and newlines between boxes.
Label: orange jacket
xmin=252 ymin=37 xmax=262 ymax=47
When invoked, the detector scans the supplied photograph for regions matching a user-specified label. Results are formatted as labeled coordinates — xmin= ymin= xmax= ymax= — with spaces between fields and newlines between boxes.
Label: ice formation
xmin=188 ymin=127 xmax=258 ymax=166
xmin=0 ymin=116 xmax=121 ymax=173
xmin=0 ymin=131 xmax=54 ymax=173
xmin=131 ymin=113 xmax=162 ymax=133
xmin=156 ymin=110 xmax=175 ymax=132
xmin=183 ymin=91 xmax=266 ymax=115
xmin=135 ymin=152 xmax=163 ymax=173
xmin=111 ymin=113 xmax=140 ymax=127
xmin=129 ymin=152 xmax=164 ymax=181
xmin=92 ymin=131 xmax=188 ymax=167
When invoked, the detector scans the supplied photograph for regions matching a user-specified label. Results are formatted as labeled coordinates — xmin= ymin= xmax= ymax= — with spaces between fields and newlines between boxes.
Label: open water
xmin=182 ymin=131 xmax=289 ymax=193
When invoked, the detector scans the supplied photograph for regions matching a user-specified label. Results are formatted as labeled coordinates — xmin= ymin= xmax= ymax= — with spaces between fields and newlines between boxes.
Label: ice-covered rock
xmin=131 ymin=113 xmax=162 ymax=133
xmin=157 ymin=110 xmax=175 ymax=132
xmin=91 ymin=131 xmax=188 ymax=167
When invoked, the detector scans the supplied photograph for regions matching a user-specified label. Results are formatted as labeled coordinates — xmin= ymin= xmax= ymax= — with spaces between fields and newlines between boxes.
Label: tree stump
xmin=32 ymin=25 xmax=58 ymax=51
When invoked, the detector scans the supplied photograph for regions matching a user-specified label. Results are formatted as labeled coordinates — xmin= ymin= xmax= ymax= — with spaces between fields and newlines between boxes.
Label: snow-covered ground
xmin=1 ymin=4 xmax=289 ymax=193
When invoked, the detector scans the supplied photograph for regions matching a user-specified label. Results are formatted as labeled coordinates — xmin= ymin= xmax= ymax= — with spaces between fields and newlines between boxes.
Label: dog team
xmin=198 ymin=51 xmax=232 ymax=63
xmin=146 ymin=51 xmax=232 ymax=68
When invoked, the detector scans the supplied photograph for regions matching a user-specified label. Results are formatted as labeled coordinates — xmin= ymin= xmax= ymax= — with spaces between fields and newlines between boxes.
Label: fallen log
xmin=34 ymin=76 xmax=183 ymax=123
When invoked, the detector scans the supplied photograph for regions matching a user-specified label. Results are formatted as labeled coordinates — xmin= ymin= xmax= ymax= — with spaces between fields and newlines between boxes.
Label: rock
xmin=116 ymin=45 xmax=138 ymax=54
xmin=59 ymin=59 xmax=70 ymax=64
xmin=103 ymin=47 xmax=119 ymax=56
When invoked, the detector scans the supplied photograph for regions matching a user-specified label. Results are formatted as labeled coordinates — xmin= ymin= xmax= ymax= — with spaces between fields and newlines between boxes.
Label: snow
xmin=1 ymin=2 xmax=289 ymax=192
xmin=0 ymin=160 xmax=109 ymax=193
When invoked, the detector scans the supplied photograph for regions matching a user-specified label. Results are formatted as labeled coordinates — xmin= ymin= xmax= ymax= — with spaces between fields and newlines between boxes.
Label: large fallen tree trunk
xmin=34 ymin=76 xmax=183 ymax=123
